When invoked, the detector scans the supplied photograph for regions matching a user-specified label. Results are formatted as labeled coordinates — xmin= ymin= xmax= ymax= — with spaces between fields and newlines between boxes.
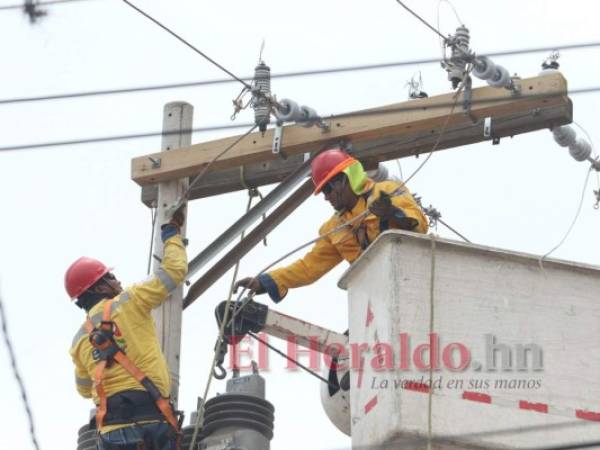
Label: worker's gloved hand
xmin=234 ymin=277 xmax=266 ymax=295
xmin=369 ymin=191 xmax=396 ymax=219
xmin=160 ymin=205 xmax=186 ymax=242
xmin=169 ymin=204 xmax=186 ymax=228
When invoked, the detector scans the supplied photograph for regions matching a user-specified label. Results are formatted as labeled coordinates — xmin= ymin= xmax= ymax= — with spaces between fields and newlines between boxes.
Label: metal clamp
xmin=509 ymin=76 xmax=522 ymax=96
xmin=148 ymin=157 xmax=161 ymax=169
xmin=484 ymin=117 xmax=492 ymax=139
xmin=272 ymin=121 xmax=286 ymax=159
xmin=316 ymin=119 xmax=331 ymax=132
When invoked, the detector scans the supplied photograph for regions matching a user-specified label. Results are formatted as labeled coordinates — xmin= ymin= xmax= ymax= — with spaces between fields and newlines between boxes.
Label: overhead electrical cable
xmin=2 ymin=41 xmax=599 ymax=106
xmin=539 ymin=165 xmax=594 ymax=268
xmin=437 ymin=217 xmax=471 ymax=243
xmin=2 ymin=83 xmax=595 ymax=153
xmin=121 ymin=0 xmax=250 ymax=89
xmin=0 ymin=290 xmax=41 ymax=450
xmin=0 ymin=0 xmax=91 ymax=10
xmin=394 ymin=0 xmax=448 ymax=41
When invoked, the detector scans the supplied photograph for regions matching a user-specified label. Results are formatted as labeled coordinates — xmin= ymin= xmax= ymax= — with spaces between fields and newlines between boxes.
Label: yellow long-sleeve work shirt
xmin=258 ymin=180 xmax=428 ymax=302
xmin=69 ymin=234 xmax=187 ymax=431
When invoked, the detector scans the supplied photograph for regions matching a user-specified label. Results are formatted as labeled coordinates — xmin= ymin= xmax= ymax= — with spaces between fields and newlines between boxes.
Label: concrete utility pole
xmin=151 ymin=101 xmax=193 ymax=407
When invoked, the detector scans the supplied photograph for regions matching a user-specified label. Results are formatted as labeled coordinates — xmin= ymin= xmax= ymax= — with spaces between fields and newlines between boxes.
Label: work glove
xmin=368 ymin=191 xmax=396 ymax=219
xmin=169 ymin=204 xmax=186 ymax=228
xmin=161 ymin=204 xmax=186 ymax=242
xmin=234 ymin=277 xmax=266 ymax=295
xmin=369 ymin=191 xmax=418 ymax=230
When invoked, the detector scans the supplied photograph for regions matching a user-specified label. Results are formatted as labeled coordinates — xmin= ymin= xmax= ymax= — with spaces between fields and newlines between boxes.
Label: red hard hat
xmin=311 ymin=148 xmax=357 ymax=194
xmin=64 ymin=257 xmax=111 ymax=299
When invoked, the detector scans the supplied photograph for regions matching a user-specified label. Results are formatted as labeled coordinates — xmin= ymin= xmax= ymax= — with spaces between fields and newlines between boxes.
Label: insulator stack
xmin=473 ymin=55 xmax=512 ymax=88
xmin=75 ymin=423 xmax=96 ymax=450
xmin=253 ymin=62 xmax=271 ymax=132
xmin=552 ymin=125 xmax=597 ymax=167
xmin=447 ymin=25 xmax=471 ymax=89
xmin=187 ymin=364 xmax=275 ymax=450
xmin=273 ymin=98 xmax=323 ymax=128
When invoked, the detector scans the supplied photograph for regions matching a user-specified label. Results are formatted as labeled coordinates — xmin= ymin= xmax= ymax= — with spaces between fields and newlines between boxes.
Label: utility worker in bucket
xmin=66 ymin=207 xmax=187 ymax=450
xmin=235 ymin=148 xmax=428 ymax=302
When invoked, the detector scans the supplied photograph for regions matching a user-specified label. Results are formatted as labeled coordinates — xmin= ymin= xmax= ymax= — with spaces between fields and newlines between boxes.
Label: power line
xmin=0 ymin=290 xmax=41 ymax=450
xmin=121 ymin=0 xmax=250 ymax=89
xmin=539 ymin=166 xmax=593 ymax=268
xmin=437 ymin=217 xmax=471 ymax=243
xmin=2 ymin=41 xmax=600 ymax=106
xmin=394 ymin=0 xmax=448 ymax=41
xmin=0 ymin=0 xmax=91 ymax=11
xmin=0 ymin=84 xmax=596 ymax=153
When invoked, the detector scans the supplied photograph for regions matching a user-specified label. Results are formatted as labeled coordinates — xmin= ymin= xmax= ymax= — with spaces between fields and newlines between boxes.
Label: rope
xmin=0 ymin=290 xmax=41 ymax=450
xmin=426 ymin=234 xmax=437 ymax=450
xmin=187 ymin=179 xmax=260 ymax=450
xmin=182 ymin=124 xmax=258 ymax=203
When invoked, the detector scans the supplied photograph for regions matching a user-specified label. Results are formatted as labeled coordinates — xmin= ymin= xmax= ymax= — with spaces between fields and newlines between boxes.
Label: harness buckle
xmin=89 ymin=325 xmax=120 ymax=364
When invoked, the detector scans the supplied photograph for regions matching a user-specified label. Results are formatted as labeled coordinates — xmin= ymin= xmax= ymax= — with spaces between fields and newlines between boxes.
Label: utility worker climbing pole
xmin=235 ymin=148 xmax=428 ymax=302
xmin=67 ymin=207 xmax=187 ymax=450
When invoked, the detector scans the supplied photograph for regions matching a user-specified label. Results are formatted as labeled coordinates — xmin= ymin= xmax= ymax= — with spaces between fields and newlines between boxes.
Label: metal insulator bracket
xmin=509 ymin=76 xmax=522 ymax=96
xmin=316 ymin=119 xmax=331 ymax=132
xmin=484 ymin=117 xmax=492 ymax=140
xmin=272 ymin=121 xmax=286 ymax=159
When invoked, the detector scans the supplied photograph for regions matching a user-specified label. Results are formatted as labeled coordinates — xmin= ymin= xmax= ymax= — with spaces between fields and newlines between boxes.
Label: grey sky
xmin=0 ymin=0 xmax=599 ymax=449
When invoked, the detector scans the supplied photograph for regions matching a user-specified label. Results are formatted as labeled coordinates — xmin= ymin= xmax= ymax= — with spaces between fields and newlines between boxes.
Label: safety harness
xmin=84 ymin=299 xmax=181 ymax=447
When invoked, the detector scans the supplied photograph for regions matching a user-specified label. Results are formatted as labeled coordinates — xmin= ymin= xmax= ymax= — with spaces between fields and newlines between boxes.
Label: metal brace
xmin=272 ymin=121 xmax=286 ymax=159
xmin=462 ymin=76 xmax=478 ymax=124
xmin=484 ymin=117 xmax=500 ymax=144
xmin=484 ymin=117 xmax=492 ymax=140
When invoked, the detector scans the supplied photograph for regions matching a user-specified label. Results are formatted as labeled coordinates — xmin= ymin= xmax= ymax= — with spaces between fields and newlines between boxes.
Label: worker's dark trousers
xmin=97 ymin=422 xmax=176 ymax=450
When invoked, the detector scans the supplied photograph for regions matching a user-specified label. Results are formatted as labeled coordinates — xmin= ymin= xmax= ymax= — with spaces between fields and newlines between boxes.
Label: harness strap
xmin=95 ymin=360 xmax=109 ymax=430
xmin=85 ymin=300 xmax=180 ymax=434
